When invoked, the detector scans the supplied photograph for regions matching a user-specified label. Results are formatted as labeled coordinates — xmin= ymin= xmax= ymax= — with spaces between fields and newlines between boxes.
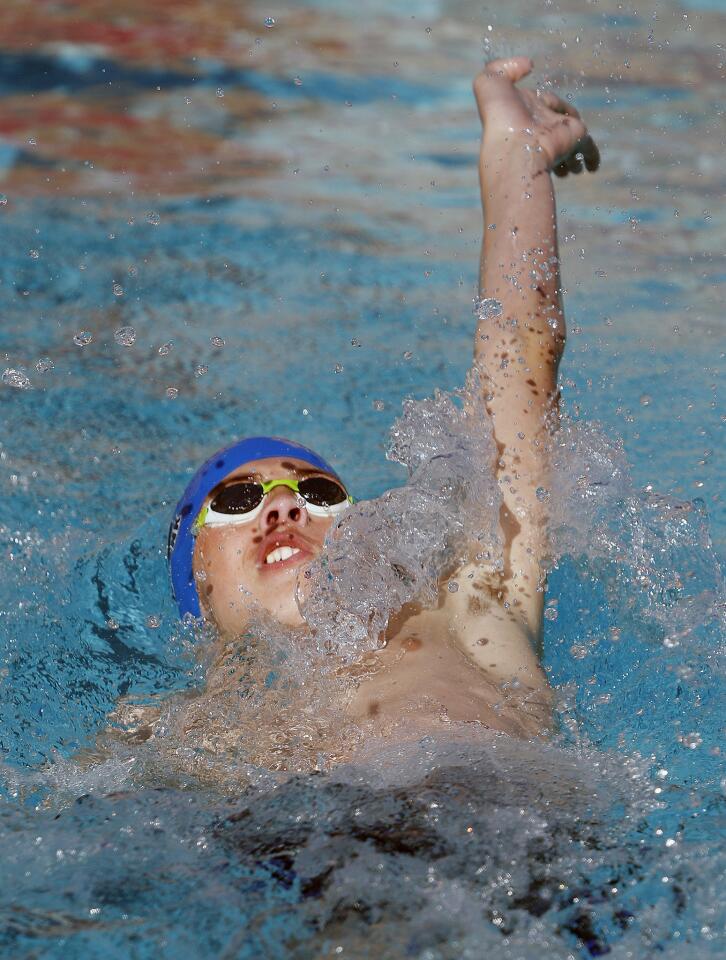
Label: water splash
xmin=301 ymin=376 xmax=500 ymax=662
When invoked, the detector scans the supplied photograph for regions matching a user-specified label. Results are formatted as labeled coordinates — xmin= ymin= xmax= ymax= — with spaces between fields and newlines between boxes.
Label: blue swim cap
xmin=167 ymin=436 xmax=341 ymax=619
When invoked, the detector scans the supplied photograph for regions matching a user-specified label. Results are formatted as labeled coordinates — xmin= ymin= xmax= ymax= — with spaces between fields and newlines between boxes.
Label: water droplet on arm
xmin=475 ymin=298 xmax=503 ymax=322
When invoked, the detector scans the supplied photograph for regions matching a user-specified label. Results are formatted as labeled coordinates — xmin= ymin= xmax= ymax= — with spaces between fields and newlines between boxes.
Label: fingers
xmin=536 ymin=88 xmax=581 ymax=120
xmin=579 ymin=134 xmax=600 ymax=172
xmin=553 ymin=136 xmax=601 ymax=178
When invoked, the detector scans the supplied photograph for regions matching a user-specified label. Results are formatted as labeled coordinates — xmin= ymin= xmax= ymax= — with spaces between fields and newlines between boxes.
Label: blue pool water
xmin=0 ymin=0 xmax=723 ymax=956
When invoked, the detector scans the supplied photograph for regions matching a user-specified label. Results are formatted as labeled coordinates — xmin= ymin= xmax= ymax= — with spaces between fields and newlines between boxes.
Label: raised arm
xmin=473 ymin=58 xmax=599 ymax=629
xmin=445 ymin=59 xmax=599 ymax=702
xmin=474 ymin=57 xmax=598 ymax=421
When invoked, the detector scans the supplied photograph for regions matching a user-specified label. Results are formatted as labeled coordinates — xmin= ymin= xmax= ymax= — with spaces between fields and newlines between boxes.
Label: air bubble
xmin=680 ymin=732 xmax=703 ymax=749
xmin=210 ymin=336 xmax=225 ymax=347
xmin=112 ymin=282 xmax=124 ymax=297
xmin=35 ymin=357 xmax=54 ymax=373
xmin=195 ymin=364 xmax=208 ymax=377
xmin=73 ymin=331 xmax=93 ymax=346
xmin=29 ymin=249 xmax=39 ymax=259
xmin=158 ymin=341 xmax=174 ymax=356
xmin=166 ymin=387 xmax=179 ymax=399
xmin=544 ymin=605 xmax=558 ymax=621
xmin=145 ymin=211 xmax=161 ymax=226
xmin=2 ymin=368 xmax=32 ymax=390
xmin=216 ymin=88 xmax=225 ymax=98
xmin=372 ymin=400 xmax=385 ymax=411
xmin=114 ymin=326 xmax=136 ymax=347
xmin=403 ymin=351 xmax=413 ymax=361
xmin=146 ymin=615 xmax=161 ymax=629
xmin=106 ymin=619 xmax=119 ymax=631
xmin=639 ymin=394 xmax=651 ymax=406
xmin=0 ymin=194 xmax=7 ymax=205
xmin=536 ymin=487 xmax=550 ymax=502
xmin=264 ymin=16 xmax=275 ymax=27
xmin=447 ymin=581 xmax=459 ymax=593
xmin=334 ymin=363 xmax=344 ymax=374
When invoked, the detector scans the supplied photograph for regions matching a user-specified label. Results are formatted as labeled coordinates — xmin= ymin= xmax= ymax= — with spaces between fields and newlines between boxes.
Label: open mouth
xmin=257 ymin=531 xmax=314 ymax=571
xmin=265 ymin=545 xmax=301 ymax=565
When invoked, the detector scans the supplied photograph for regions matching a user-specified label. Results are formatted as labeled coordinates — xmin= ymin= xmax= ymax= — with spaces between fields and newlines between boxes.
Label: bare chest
xmin=343 ymin=610 xmax=506 ymax=732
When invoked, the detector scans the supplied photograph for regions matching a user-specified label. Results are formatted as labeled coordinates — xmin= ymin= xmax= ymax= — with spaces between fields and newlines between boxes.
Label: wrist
xmin=479 ymin=133 xmax=552 ymax=183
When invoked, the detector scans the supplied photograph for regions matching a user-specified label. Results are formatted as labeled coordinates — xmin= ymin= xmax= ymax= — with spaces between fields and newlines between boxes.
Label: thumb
xmin=483 ymin=56 xmax=534 ymax=83
xmin=473 ymin=57 xmax=534 ymax=126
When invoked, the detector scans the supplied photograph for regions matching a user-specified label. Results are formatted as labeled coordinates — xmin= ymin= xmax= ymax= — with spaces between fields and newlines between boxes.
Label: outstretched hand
xmin=473 ymin=56 xmax=600 ymax=177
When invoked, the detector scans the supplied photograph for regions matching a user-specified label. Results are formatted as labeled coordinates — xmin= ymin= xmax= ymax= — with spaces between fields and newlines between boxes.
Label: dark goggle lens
xmin=298 ymin=476 xmax=348 ymax=507
xmin=209 ymin=482 xmax=264 ymax=514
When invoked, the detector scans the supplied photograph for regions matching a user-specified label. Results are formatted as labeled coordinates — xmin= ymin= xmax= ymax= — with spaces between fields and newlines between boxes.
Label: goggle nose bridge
xmin=259 ymin=477 xmax=304 ymax=497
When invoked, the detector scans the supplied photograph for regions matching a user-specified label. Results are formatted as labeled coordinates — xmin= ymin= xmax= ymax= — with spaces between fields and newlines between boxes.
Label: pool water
xmin=0 ymin=0 xmax=723 ymax=957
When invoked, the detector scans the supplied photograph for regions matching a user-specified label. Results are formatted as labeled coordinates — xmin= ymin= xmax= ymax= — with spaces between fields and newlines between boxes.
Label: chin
xmin=269 ymin=598 xmax=306 ymax=628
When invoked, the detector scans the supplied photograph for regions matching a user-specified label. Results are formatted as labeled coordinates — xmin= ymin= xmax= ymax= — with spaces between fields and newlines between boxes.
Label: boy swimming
xmin=163 ymin=57 xmax=600 ymax=758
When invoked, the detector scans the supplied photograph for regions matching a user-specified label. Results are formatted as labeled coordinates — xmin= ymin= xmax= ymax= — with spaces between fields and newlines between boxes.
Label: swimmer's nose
xmin=261 ymin=486 xmax=308 ymax=529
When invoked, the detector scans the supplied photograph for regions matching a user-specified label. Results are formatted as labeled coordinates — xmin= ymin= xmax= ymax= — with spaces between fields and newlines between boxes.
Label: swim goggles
xmin=193 ymin=476 xmax=353 ymax=530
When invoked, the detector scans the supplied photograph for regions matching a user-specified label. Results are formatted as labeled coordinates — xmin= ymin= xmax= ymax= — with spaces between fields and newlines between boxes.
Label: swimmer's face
xmin=192 ymin=457 xmax=337 ymax=635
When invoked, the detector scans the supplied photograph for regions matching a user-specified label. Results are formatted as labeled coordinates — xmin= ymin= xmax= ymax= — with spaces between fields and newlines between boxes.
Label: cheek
xmin=311 ymin=516 xmax=335 ymax=543
xmin=194 ymin=530 xmax=254 ymax=589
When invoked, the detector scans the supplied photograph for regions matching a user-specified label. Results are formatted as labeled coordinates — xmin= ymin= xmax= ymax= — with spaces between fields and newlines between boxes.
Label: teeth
xmin=265 ymin=545 xmax=300 ymax=565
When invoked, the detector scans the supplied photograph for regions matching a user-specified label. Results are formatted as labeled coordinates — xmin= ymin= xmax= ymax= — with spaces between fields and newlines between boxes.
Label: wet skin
xmin=192 ymin=456 xmax=337 ymax=632
xmin=193 ymin=455 xmax=553 ymax=742
xmin=191 ymin=56 xmax=599 ymax=746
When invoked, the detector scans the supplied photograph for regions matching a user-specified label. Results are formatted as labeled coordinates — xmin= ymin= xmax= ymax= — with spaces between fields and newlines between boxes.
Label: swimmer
xmin=165 ymin=57 xmax=601 ymax=752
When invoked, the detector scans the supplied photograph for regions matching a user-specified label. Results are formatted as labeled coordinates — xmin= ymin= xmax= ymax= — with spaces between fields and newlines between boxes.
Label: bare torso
xmin=343 ymin=567 xmax=554 ymax=746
